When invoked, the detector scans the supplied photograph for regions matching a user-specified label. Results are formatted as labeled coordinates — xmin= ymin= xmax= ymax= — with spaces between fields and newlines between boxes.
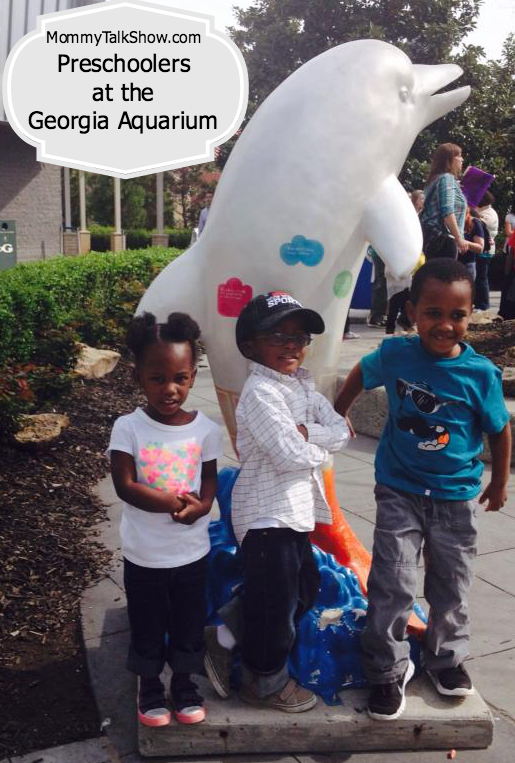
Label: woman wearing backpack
xmin=460 ymin=208 xmax=484 ymax=282
xmin=476 ymin=191 xmax=498 ymax=311
xmin=500 ymin=202 xmax=515 ymax=320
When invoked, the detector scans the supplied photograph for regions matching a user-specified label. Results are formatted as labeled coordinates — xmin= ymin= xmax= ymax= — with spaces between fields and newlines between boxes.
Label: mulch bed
xmin=0 ymin=322 xmax=513 ymax=759
xmin=0 ymin=357 xmax=143 ymax=759
xmin=466 ymin=318 xmax=515 ymax=397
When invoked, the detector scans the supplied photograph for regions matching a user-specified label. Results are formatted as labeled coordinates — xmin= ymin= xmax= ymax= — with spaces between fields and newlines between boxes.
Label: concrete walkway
xmin=74 ymin=308 xmax=515 ymax=763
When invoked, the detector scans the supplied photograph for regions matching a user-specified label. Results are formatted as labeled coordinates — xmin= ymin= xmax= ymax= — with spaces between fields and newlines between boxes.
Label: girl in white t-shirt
xmin=108 ymin=312 xmax=222 ymax=727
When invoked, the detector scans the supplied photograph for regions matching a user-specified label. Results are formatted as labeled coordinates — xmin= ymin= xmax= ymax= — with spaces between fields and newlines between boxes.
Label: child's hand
xmin=168 ymin=493 xmax=187 ymax=512
xmin=297 ymin=424 xmax=308 ymax=441
xmin=345 ymin=416 xmax=356 ymax=439
xmin=479 ymin=481 xmax=507 ymax=512
xmin=171 ymin=492 xmax=209 ymax=524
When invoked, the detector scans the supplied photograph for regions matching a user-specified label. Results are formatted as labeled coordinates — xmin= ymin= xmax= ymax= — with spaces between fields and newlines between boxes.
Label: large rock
xmin=503 ymin=367 xmax=515 ymax=398
xmin=75 ymin=344 xmax=120 ymax=380
xmin=14 ymin=413 xmax=69 ymax=446
xmin=468 ymin=310 xmax=501 ymax=326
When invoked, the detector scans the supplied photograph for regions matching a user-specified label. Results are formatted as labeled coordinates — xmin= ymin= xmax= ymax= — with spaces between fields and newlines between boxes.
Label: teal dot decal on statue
xmin=333 ymin=271 xmax=353 ymax=298
xmin=280 ymin=235 xmax=324 ymax=267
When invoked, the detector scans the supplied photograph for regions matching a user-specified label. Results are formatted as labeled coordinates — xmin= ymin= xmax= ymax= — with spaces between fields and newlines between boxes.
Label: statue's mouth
xmin=414 ymin=63 xmax=471 ymax=128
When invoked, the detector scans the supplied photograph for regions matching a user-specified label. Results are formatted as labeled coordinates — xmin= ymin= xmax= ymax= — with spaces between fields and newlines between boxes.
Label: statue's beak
xmin=414 ymin=63 xmax=471 ymax=129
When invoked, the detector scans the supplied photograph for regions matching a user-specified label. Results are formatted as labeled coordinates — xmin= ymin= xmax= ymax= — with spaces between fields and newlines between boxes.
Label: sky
xmin=148 ymin=0 xmax=515 ymax=61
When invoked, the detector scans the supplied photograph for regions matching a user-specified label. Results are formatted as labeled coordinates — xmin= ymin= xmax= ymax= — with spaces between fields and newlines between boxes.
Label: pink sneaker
xmin=171 ymin=676 xmax=206 ymax=725
xmin=137 ymin=677 xmax=171 ymax=727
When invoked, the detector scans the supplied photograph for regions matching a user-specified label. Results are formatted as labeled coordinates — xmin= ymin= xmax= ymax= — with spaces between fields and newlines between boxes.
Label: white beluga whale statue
xmin=138 ymin=39 xmax=470 ymax=439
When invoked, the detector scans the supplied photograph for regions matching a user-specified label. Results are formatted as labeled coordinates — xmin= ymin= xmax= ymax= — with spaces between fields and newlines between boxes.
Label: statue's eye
xmin=399 ymin=86 xmax=410 ymax=103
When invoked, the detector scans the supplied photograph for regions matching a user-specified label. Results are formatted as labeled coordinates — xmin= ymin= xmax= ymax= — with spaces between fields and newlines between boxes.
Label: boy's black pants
xmin=219 ymin=528 xmax=320 ymax=697
xmin=123 ymin=555 xmax=207 ymax=678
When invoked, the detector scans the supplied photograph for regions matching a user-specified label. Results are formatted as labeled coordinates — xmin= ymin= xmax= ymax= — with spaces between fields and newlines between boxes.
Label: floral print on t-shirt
xmin=137 ymin=440 xmax=201 ymax=494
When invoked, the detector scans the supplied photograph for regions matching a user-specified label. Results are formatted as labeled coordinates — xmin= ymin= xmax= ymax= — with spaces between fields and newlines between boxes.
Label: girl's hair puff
xmin=126 ymin=311 xmax=201 ymax=365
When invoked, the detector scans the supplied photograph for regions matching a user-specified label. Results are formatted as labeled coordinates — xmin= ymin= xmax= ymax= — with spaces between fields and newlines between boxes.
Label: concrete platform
xmin=138 ymin=675 xmax=493 ymax=757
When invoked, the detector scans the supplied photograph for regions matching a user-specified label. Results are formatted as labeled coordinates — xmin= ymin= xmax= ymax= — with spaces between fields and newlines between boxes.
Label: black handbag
xmin=421 ymin=179 xmax=459 ymax=260
xmin=421 ymin=223 xmax=458 ymax=260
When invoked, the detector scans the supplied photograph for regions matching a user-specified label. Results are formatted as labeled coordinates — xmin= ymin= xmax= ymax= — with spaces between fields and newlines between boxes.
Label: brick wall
xmin=0 ymin=122 xmax=62 ymax=262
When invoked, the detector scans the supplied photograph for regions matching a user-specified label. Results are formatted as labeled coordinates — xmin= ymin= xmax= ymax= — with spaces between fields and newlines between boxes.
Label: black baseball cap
xmin=236 ymin=292 xmax=325 ymax=355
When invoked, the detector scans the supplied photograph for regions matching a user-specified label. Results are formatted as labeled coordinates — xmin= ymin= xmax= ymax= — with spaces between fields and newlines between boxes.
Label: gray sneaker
xmin=240 ymin=678 xmax=317 ymax=713
xmin=204 ymin=625 xmax=232 ymax=699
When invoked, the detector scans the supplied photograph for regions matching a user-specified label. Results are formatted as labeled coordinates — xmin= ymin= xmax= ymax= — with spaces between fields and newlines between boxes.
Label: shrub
xmin=89 ymin=227 xmax=192 ymax=252
xmin=0 ymin=246 xmax=181 ymax=438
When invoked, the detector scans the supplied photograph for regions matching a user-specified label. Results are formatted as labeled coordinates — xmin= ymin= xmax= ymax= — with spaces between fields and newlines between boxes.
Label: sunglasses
xmin=256 ymin=332 xmax=312 ymax=347
xmin=396 ymin=378 xmax=450 ymax=414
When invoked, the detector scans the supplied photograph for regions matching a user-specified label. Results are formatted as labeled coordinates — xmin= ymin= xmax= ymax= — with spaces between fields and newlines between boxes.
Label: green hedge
xmin=88 ymin=226 xmax=192 ymax=252
xmin=0 ymin=247 xmax=181 ymax=365
xmin=0 ymin=247 xmax=181 ymax=438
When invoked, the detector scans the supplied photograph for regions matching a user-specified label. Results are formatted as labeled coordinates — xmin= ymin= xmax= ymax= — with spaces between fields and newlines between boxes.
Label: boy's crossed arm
xmin=244 ymin=385 xmax=330 ymax=471
xmin=305 ymin=391 xmax=352 ymax=451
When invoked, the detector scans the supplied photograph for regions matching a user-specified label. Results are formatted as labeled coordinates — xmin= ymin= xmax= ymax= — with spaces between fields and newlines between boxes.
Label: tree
xmin=230 ymin=0 xmax=482 ymax=108
xmin=227 ymin=0 xmax=514 ymax=213
xmin=402 ymin=36 xmax=515 ymax=215
xmin=168 ymin=166 xmax=218 ymax=228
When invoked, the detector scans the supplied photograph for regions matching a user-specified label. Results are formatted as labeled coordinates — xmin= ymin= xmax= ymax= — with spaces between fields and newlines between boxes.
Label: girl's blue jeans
xmin=123 ymin=554 xmax=207 ymax=678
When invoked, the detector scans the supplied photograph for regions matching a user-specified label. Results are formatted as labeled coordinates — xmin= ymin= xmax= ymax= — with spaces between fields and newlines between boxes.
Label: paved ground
xmin=7 ymin=305 xmax=515 ymax=763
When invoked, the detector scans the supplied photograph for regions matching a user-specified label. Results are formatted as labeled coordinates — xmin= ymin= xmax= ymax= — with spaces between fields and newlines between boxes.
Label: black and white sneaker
xmin=367 ymin=660 xmax=415 ymax=721
xmin=428 ymin=664 xmax=475 ymax=697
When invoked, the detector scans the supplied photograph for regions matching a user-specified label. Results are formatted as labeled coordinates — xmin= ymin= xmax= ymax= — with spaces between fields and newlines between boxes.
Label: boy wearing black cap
xmin=204 ymin=292 xmax=350 ymax=712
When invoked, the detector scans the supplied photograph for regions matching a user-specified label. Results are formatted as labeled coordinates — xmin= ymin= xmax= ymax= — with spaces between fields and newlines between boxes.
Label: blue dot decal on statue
xmin=280 ymin=235 xmax=324 ymax=267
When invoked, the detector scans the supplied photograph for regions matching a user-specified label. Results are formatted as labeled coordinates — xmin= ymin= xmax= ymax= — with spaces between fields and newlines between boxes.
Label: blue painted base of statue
xmin=208 ymin=467 xmax=425 ymax=705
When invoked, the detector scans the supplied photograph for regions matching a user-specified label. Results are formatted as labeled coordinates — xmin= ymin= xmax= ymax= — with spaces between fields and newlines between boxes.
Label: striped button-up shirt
xmin=231 ymin=362 xmax=350 ymax=544
xmin=421 ymin=173 xmax=467 ymax=235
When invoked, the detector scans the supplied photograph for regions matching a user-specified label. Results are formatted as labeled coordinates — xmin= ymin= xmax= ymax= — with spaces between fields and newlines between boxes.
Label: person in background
xmin=343 ymin=313 xmax=360 ymax=340
xmin=411 ymin=190 xmax=425 ymax=215
xmin=383 ymin=190 xmax=425 ymax=335
xmin=419 ymin=143 xmax=468 ymax=260
xmin=504 ymin=202 xmax=515 ymax=246
xmin=475 ymin=191 xmax=498 ymax=311
xmin=197 ymin=192 xmax=213 ymax=237
xmin=367 ymin=247 xmax=388 ymax=327
xmin=499 ymin=201 xmax=515 ymax=320
xmin=462 ymin=208 xmax=484 ymax=281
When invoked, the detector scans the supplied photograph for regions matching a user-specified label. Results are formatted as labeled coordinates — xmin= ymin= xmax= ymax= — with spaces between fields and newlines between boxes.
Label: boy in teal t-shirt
xmin=335 ymin=258 xmax=511 ymax=721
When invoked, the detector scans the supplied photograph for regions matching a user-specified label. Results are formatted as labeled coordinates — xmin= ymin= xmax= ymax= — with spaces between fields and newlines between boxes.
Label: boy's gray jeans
xmin=361 ymin=483 xmax=478 ymax=684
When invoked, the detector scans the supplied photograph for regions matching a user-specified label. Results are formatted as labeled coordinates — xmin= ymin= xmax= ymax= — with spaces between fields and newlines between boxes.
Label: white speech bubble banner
xmin=2 ymin=0 xmax=248 ymax=178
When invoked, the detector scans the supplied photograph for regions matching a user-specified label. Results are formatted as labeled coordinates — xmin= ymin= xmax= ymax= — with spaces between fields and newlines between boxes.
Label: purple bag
xmin=461 ymin=166 xmax=494 ymax=208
